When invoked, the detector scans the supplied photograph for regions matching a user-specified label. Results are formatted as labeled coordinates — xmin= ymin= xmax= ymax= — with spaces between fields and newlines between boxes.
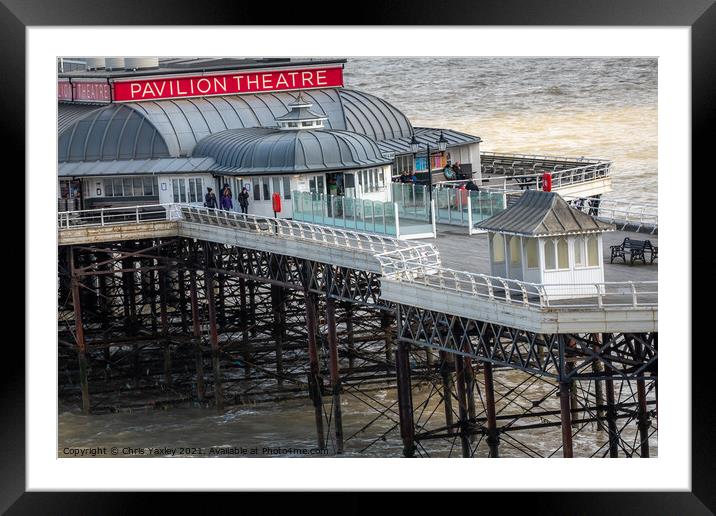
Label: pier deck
xmin=432 ymin=225 xmax=658 ymax=283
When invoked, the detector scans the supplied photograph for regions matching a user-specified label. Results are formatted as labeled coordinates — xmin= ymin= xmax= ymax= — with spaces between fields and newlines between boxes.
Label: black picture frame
xmin=4 ymin=0 xmax=709 ymax=512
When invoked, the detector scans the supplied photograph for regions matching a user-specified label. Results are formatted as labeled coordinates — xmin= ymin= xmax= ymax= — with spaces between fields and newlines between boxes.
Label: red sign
xmin=112 ymin=66 xmax=343 ymax=102
xmin=73 ymin=81 xmax=111 ymax=103
xmin=58 ymin=81 xmax=73 ymax=101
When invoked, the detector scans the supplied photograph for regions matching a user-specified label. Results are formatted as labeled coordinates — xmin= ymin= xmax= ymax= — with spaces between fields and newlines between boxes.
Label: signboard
xmin=112 ymin=66 xmax=344 ymax=102
xmin=73 ymin=81 xmax=112 ymax=103
xmin=58 ymin=81 xmax=73 ymax=101
xmin=57 ymin=80 xmax=112 ymax=103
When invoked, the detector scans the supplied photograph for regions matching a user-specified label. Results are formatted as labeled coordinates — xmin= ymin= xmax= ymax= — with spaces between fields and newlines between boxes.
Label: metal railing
xmin=438 ymin=161 xmax=611 ymax=192
xmin=59 ymin=203 xmax=422 ymax=258
xmin=564 ymin=196 xmax=657 ymax=231
xmin=468 ymin=188 xmax=658 ymax=232
xmin=58 ymin=203 xmax=657 ymax=311
xmin=375 ymin=252 xmax=658 ymax=310
xmin=57 ymin=203 xmax=181 ymax=228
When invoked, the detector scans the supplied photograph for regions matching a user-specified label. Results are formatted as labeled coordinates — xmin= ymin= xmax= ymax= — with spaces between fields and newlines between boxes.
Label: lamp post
xmin=410 ymin=131 xmax=448 ymax=216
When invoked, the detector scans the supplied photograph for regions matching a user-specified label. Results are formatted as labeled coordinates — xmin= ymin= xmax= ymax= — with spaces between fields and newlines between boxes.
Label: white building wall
xmin=157 ymin=173 xmax=214 ymax=206
xmin=540 ymin=235 xmax=605 ymax=298
xmin=448 ymin=143 xmax=481 ymax=180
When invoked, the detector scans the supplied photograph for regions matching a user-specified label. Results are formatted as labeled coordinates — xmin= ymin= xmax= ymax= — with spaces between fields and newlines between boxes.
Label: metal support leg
xmin=592 ymin=334 xmax=606 ymax=431
xmin=271 ymin=284 xmax=285 ymax=387
xmin=483 ymin=362 xmax=500 ymax=457
xmin=304 ymin=288 xmax=325 ymax=450
xmin=344 ymin=303 xmax=355 ymax=373
xmin=68 ymin=247 xmax=90 ymax=415
xmin=395 ymin=307 xmax=416 ymax=457
xmin=158 ymin=267 xmax=171 ymax=386
xmin=204 ymin=245 xmax=223 ymax=410
xmin=439 ymin=351 xmax=455 ymax=435
xmin=454 ymin=354 xmax=471 ymax=458
xmin=382 ymin=311 xmax=394 ymax=373
xmin=326 ymin=297 xmax=344 ymax=454
xmin=637 ymin=379 xmax=651 ymax=458
xmin=189 ymin=270 xmax=205 ymax=401
xmin=559 ymin=380 xmax=574 ymax=458
xmin=239 ymin=277 xmax=251 ymax=380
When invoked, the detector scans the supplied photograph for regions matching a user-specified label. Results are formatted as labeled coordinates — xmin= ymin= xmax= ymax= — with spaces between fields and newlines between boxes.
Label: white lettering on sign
xmin=111 ymin=66 xmax=344 ymax=102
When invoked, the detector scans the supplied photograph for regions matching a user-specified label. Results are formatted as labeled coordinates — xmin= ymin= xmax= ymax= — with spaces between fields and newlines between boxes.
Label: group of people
xmin=204 ymin=183 xmax=250 ymax=214
xmin=396 ymin=170 xmax=419 ymax=183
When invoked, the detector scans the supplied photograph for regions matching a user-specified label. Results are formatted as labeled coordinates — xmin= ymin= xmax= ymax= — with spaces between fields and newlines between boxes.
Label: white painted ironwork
xmin=375 ymin=252 xmax=657 ymax=310
xmin=58 ymin=203 xmax=657 ymax=311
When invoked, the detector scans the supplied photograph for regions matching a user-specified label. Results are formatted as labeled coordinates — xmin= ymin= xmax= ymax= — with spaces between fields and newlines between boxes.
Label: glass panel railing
xmin=470 ymin=190 xmax=506 ymax=223
xmin=292 ymin=191 xmax=398 ymax=237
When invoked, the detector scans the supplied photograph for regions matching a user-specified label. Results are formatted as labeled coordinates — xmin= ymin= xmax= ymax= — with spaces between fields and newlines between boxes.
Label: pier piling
xmin=483 ymin=362 xmax=500 ymax=458
xmin=326 ymin=297 xmax=344 ymax=453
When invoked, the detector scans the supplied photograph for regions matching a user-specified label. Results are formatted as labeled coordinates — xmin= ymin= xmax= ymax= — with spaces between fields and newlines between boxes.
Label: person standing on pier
xmin=238 ymin=186 xmax=250 ymax=214
xmin=204 ymin=187 xmax=217 ymax=209
xmin=221 ymin=182 xmax=233 ymax=211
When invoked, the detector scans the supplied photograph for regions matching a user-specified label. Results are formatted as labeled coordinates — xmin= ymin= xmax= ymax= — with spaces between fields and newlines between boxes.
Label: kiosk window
xmin=253 ymin=178 xmax=261 ymax=201
xmin=492 ymin=234 xmax=505 ymax=263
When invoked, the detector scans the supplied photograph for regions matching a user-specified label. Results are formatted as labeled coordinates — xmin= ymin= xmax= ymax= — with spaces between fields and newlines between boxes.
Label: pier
xmin=57 ymin=202 xmax=657 ymax=458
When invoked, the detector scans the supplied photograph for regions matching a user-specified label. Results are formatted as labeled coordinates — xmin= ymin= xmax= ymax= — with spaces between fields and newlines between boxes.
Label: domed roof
xmin=58 ymin=87 xmax=414 ymax=163
xmin=192 ymin=127 xmax=392 ymax=174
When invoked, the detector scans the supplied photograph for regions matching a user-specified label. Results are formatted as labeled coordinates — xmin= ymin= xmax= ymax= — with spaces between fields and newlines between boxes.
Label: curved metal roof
xmin=476 ymin=190 xmax=614 ymax=236
xmin=377 ymin=127 xmax=481 ymax=156
xmin=339 ymin=89 xmax=413 ymax=141
xmin=58 ymin=104 xmax=171 ymax=162
xmin=193 ymin=127 xmax=392 ymax=174
xmin=58 ymin=103 xmax=104 ymax=134
xmin=58 ymin=88 xmax=414 ymax=163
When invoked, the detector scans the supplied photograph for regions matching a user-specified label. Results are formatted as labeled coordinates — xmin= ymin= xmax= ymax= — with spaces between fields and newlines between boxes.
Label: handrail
xmin=375 ymin=253 xmax=658 ymax=310
xmin=479 ymin=151 xmax=610 ymax=166
xmin=58 ymin=203 xmax=657 ymax=311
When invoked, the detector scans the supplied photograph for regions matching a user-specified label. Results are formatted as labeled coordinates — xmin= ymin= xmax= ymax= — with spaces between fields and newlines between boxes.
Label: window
xmin=143 ymin=177 xmax=155 ymax=196
xmin=172 ymin=178 xmax=187 ymax=203
xmin=509 ymin=236 xmax=521 ymax=266
xmin=587 ymin=236 xmax=599 ymax=266
xmin=123 ymin=178 xmax=133 ymax=197
xmin=393 ymin=154 xmax=414 ymax=176
xmin=301 ymin=121 xmax=312 ymax=127
xmin=557 ymin=238 xmax=569 ymax=269
xmin=525 ymin=238 xmax=539 ymax=268
xmin=574 ymin=237 xmax=585 ymax=267
xmin=544 ymin=240 xmax=556 ymax=270
xmin=133 ymin=177 xmax=143 ymax=197
xmin=492 ymin=233 xmax=505 ymax=263
xmin=262 ymin=180 xmax=270 ymax=200
xmin=282 ymin=177 xmax=291 ymax=199
xmin=272 ymin=177 xmax=281 ymax=197
xmin=188 ymin=178 xmax=202 ymax=203
xmin=253 ymin=177 xmax=261 ymax=201
xmin=103 ymin=177 xmax=156 ymax=197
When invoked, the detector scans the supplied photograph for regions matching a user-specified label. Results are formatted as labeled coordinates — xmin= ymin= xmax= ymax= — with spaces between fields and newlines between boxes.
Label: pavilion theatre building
xmin=58 ymin=57 xmax=482 ymax=218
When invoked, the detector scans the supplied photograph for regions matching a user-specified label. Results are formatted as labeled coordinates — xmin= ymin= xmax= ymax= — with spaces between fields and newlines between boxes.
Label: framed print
xmin=5 ymin=0 xmax=712 ymax=512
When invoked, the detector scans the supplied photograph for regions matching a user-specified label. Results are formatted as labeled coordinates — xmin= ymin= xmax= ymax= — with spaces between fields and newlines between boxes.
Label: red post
xmin=542 ymin=172 xmax=552 ymax=192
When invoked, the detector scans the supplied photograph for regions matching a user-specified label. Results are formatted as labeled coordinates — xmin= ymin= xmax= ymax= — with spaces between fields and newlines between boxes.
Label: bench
xmin=610 ymin=237 xmax=657 ymax=265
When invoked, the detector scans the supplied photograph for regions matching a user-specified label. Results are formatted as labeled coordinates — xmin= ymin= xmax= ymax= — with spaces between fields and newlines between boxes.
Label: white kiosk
xmin=477 ymin=190 xmax=614 ymax=299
